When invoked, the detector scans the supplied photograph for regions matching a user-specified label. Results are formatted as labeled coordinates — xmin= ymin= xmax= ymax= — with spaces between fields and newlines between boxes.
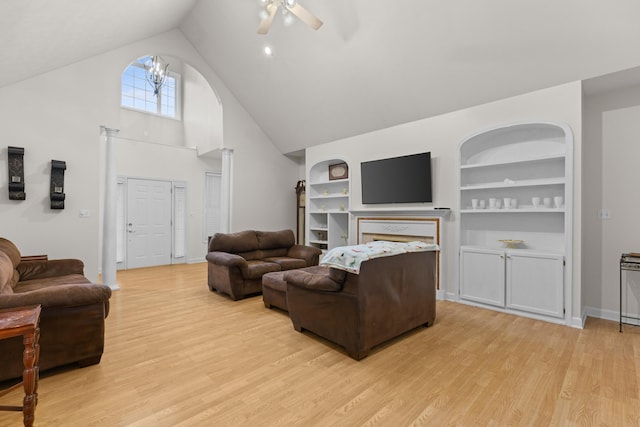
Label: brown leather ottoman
xmin=263 ymin=266 xmax=329 ymax=312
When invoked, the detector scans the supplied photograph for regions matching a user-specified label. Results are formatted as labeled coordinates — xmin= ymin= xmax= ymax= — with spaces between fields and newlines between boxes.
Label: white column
xmin=220 ymin=148 xmax=233 ymax=233
xmin=100 ymin=126 xmax=120 ymax=290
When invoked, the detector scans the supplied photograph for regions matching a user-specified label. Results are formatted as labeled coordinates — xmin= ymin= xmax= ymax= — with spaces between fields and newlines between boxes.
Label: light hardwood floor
xmin=1 ymin=263 xmax=639 ymax=426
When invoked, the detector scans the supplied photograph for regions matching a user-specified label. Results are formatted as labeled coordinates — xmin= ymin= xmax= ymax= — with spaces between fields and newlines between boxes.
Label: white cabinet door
xmin=460 ymin=247 xmax=505 ymax=307
xmin=506 ymin=252 xmax=564 ymax=318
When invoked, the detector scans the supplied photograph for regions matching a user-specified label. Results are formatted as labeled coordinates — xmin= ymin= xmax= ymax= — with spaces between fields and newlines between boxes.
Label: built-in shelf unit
xmin=457 ymin=122 xmax=573 ymax=324
xmin=307 ymin=159 xmax=350 ymax=252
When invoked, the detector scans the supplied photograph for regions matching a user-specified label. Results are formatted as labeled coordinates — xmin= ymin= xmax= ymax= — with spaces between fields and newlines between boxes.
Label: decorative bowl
xmin=499 ymin=239 xmax=524 ymax=249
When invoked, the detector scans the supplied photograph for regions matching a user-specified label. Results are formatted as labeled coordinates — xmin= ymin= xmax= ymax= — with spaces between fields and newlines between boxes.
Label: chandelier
xmin=144 ymin=56 xmax=169 ymax=96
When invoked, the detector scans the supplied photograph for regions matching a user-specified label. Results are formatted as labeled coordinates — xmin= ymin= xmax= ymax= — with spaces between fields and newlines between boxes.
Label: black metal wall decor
xmin=50 ymin=160 xmax=66 ymax=209
xmin=7 ymin=146 xmax=25 ymax=200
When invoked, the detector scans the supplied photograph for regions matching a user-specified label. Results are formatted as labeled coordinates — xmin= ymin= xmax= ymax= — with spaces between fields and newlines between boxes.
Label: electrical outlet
xmin=598 ymin=209 xmax=611 ymax=220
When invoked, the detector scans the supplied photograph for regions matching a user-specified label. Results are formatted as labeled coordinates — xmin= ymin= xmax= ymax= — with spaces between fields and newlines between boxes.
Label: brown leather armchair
xmin=206 ymin=229 xmax=322 ymax=300
xmin=284 ymin=250 xmax=437 ymax=360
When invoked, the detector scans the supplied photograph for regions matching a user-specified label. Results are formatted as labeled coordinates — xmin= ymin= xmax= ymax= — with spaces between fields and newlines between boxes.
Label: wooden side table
xmin=0 ymin=305 xmax=41 ymax=427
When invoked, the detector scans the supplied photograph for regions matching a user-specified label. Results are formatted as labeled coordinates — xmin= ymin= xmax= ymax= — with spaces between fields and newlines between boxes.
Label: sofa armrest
xmin=287 ymin=245 xmax=322 ymax=266
xmin=0 ymin=283 xmax=112 ymax=314
xmin=17 ymin=259 xmax=85 ymax=281
xmin=284 ymin=269 xmax=343 ymax=292
xmin=205 ymin=251 xmax=248 ymax=268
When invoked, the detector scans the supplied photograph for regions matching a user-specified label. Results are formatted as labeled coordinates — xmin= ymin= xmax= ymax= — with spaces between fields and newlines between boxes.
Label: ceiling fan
xmin=257 ymin=0 xmax=323 ymax=35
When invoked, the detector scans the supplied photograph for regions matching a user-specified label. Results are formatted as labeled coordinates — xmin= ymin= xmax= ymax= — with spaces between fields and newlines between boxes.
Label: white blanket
xmin=320 ymin=240 xmax=439 ymax=274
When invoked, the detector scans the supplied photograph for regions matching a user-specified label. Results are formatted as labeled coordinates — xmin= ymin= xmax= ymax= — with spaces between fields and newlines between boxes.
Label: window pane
xmin=134 ymin=98 xmax=145 ymax=109
xmin=133 ymin=66 xmax=146 ymax=79
xmin=121 ymin=60 xmax=178 ymax=118
xmin=121 ymin=96 xmax=134 ymax=108
xmin=121 ymin=74 xmax=134 ymax=86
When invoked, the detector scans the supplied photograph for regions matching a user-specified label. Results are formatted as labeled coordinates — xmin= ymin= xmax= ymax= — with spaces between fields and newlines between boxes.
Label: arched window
xmin=121 ymin=56 xmax=179 ymax=119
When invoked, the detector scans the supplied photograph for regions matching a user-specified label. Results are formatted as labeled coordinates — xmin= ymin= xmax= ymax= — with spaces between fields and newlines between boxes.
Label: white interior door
xmin=127 ymin=178 xmax=172 ymax=269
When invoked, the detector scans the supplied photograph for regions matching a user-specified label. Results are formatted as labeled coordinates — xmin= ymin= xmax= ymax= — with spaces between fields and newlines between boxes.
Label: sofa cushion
xmin=0 ymin=238 xmax=21 ymax=268
xmin=240 ymin=260 xmax=282 ymax=280
xmin=209 ymin=230 xmax=259 ymax=253
xmin=261 ymin=248 xmax=288 ymax=258
xmin=263 ymin=266 xmax=330 ymax=292
xmin=236 ymin=250 xmax=262 ymax=261
xmin=0 ymin=252 xmax=15 ymax=295
xmin=264 ymin=256 xmax=307 ymax=270
xmin=256 ymin=230 xmax=294 ymax=250
xmin=16 ymin=274 xmax=91 ymax=293
xmin=284 ymin=269 xmax=344 ymax=292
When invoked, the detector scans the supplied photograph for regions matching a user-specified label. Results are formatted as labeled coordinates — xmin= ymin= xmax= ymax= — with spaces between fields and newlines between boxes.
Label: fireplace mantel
xmin=355 ymin=215 xmax=445 ymax=292
xmin=350 ymin=208 xmax=451 ymax=218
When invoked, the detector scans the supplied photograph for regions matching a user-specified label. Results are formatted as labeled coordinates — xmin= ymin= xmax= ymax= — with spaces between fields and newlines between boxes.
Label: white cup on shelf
xmin=510 ymin=198 xmax=518 ymax=208
xmin=489 ymin=198 xmax=497 ymax=209
xmin=478 ymin=199 xmax=486 ymax=209
xmin=554 ymin=196 xmax=564 ymax=208
xmin=532 ymin=196 xmax=541 ymax=208
xmin=471 ymin=199 xmax=479 ymax=209
xmin=543 ymin=197 xmax=552 ymax=208
xmin=495 ymin=199 xmax=502 ymax=209
xmin=503 ymin=197 xmax=511 ymax=209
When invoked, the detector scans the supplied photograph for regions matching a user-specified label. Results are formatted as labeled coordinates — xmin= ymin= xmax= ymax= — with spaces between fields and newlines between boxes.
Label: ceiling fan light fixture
xmin=257 ymin=0 xmax=322 ymax=34
xmin=282 ymin=9 xmax=295 ymax=26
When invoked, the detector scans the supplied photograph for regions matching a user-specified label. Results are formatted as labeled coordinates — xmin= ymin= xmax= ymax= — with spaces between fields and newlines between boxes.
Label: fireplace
xmin=357 ymin=217 xmax=441 ymax=289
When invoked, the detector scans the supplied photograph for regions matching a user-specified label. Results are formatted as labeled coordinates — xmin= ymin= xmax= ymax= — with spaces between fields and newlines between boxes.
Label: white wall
xmin=0 ymin=63 xmax=103 ymax=280
xmin=183 ymin=62 xmax=223 ymax=155
xmin=0 ymin=29 xmax=299 ymax=281
xmin=583 ymin=84 xmax=640 ymax=320
xmin=306 ymin=81 xmax=583 ymax=323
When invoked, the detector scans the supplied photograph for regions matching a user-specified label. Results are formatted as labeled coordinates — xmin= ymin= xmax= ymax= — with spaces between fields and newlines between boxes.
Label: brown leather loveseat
xmin=0 ymin=237 xmax=112 ymax=382
xmin=206 ymin=229 xmax=322 ymax=300
xmin=284 ymin=250 xmax=438 ymax=360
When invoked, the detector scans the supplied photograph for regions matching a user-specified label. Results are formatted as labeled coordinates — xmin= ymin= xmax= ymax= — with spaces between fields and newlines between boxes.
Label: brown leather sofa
xmin=206 ymin=229 xmax=322 ymax=300
xmin=284 ymin=250 xmax=437 ymax=360
xmin=0 ymin=237 xmax=112 ymax=382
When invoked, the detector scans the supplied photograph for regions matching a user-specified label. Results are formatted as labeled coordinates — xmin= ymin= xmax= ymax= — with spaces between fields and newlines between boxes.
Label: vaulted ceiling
xmin=3 ymin=0 xmax=640 ymax=154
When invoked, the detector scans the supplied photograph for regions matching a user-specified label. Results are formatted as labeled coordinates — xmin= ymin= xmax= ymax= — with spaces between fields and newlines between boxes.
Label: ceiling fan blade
xmin=257 ymin=3 xmax=277 ymax=35
xmin=288 ymin=3 xmax=323 ymax=30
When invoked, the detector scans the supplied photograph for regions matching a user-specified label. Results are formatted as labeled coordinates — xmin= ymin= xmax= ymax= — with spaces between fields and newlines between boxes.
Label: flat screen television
xmin=360 ymin=152 xmax=432 ymax=204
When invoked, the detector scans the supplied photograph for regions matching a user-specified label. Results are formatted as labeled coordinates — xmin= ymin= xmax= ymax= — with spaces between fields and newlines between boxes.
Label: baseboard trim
xmin=584 ymin=306 xmax=619 ymax=323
